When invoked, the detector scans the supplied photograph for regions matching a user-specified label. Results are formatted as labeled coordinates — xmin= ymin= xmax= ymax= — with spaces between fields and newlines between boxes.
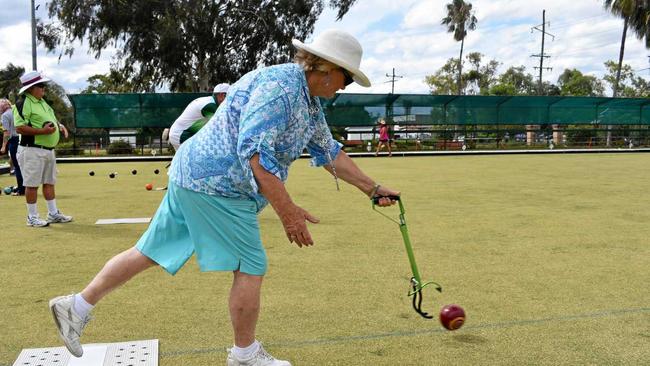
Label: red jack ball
xmin=439 ymin=304 xmax=465 ymax=331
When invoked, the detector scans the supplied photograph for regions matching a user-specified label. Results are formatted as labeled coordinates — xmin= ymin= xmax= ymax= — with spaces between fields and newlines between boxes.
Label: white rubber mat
xmin=13 ymin=339 xmax=158 ymax=366
xmin=95 ymin=218 xmax=151 ymax=225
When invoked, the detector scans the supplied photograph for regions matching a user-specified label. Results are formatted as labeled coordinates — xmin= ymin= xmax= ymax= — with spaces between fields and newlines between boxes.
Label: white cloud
xmin=0 ymin=22 xmax=33 ymax=67
xmin=314 ymin=0 xmax=650 ymax=95
xmin=403 ymin=1 xmax=447 ymax=29
xmin=0 ymin=18 xmax=118 ymax=93
xmin=1 ymin=0 xmax=648 ymax=95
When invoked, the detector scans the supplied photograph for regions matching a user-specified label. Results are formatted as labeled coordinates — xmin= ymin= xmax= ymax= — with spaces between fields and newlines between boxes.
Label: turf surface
xmin=1 ymin=154 xmax=649 ymax=365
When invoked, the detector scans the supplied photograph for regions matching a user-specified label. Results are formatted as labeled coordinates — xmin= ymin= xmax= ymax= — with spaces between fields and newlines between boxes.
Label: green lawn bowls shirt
xmin=170 ymin=63 xmax=342 ymax=212
xmin=168 ymin=96 xmax=218 ymax=148
xmin=14 ymin=94 xmax=60 ymax=148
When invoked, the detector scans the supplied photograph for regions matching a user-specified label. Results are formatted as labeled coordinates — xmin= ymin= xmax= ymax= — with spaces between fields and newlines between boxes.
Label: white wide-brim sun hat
xmin=292 ymin=29 xmax=371 ymax=87
xmin=19 ymin=70 xmax=51 ymax=95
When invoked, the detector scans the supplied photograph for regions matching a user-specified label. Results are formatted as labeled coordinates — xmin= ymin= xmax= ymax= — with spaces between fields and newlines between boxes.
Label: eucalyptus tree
xmin=0 ymin=63 xmax=24 ymax=102
xmin=489 ymin=66 xmax=537 ymax=96
xmin=38 ymin=0 xmax=358 ymax=92
xmin=557 ymin=69 xmax=605 ymax=96
xmin=603 ymin=60 xmax=650 ymax=97
xmin=81 ymin=70 xmax=140 ymax=94
xmin=424 ymin=58 xmax=463 ymax=95
xmin=464 ymin=52 xmax=500 ymax=95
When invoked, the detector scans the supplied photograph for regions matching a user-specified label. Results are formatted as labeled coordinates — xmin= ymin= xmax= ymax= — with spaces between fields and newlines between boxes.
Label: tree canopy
xmin=424 ymin=58 xmax=463 ymax=95
xmin=38 ymin=0 xmax=358 ymax=92
xmin=0 ymin=63 xmax=24 ymax=102
xmin=603 ymin=60 xmax=650 ymax=97
xmin=81 ymin=70 xmax=138 ymax=94
xmin=424 ymin=59 xmax=650 ymax=97
xmin=490 ymin=66 xmax=537 ymax=95
xmin=557 ymin=69 xmax=605 ymax=97
xmin=464 ymin=52 xmax=500 ymax=95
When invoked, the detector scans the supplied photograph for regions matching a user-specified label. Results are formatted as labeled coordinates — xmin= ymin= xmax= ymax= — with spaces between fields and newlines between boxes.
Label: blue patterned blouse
xmin=169 ymin=63 xmax=342 ymax=212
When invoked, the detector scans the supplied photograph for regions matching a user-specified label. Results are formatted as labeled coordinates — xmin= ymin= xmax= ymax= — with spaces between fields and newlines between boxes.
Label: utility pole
xmin=385 ymin=68 xmax=403 ymax=94
xmin=531 ymin=10 xmax=554 ymax=95
xmin=31 ymin=0 xmax=38 ymax=70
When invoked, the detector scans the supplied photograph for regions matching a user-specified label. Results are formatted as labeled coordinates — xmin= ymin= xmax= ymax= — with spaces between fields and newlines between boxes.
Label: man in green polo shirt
xmin=14 ymin=71 xmax=72 ymax=227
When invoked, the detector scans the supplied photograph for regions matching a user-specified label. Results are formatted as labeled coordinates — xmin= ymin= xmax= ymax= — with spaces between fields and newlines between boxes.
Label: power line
xmin=550 ymin=27 xmax=641 ymax=58
xmin=549 ymin=13 xmax=609 ymax=30
xmin=637 ymin=56 xmax=650 ymax=75
xmin=531 ymin=10 xmax=554 ymax=94
xmin=556 ymin=29 xmax=620 ymax=51
xmin=385 ymin=68 xmax=404 ymax=94
xmin=560 ymin=26 xmax=621 ymax=38
xmin=551 ymin=40 xmax=621 ymax=58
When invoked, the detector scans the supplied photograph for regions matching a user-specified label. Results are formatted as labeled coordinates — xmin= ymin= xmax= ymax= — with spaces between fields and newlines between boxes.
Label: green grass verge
xmin=1 ymin=154 xmax=649 ymax=365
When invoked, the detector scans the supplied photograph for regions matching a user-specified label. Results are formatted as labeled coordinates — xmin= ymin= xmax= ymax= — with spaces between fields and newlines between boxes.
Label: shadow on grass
xmin=452 ymin=334 xmax=488 ymax=344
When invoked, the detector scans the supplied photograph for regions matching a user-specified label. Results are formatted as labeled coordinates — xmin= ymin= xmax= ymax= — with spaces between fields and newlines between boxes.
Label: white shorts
xmin=17 ymin=146 xmax=57 ymax=187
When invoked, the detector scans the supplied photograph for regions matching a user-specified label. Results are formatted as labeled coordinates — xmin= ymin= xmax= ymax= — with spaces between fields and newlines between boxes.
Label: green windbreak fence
xmin=69 ymin=93 xmax=209 ymax=128
xmin=321 ymin=94 xmax=650 ymax=126
xmin=69 ymin=93 xmax=650 ymax=128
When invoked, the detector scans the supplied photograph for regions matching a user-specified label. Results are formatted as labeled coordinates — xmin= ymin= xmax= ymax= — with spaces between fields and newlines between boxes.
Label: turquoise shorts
xmin=135 ymin=182 xmax=267 ymax=276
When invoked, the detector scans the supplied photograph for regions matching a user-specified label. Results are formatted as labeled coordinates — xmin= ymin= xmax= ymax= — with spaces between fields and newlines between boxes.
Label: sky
xmin=1 ymin=0 xmax=648 ymax=95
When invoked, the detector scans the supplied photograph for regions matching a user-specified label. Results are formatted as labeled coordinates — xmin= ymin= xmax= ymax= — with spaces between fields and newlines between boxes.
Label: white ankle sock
xmin=73 ymin=293 xmax=94 ymax=318
xmin=232 ymin=340 xmax=260 ymax=360
xmin=46 ymin=199 xmax=58 ymax=215
xmin=27 ymin=203 xmax=39 ymax=217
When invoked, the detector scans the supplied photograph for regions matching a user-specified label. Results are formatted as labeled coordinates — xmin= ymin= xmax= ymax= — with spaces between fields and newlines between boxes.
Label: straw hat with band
xmin=292 ymin=29 xmax=371 ymax=88
xmin=19 ymin=71 xmax=51 ymax=95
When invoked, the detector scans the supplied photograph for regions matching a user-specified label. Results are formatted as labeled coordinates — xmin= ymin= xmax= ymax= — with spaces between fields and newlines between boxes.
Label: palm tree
xmin=605 ymin=1 xmax=631 ymax=97
xmin=441 ymin=0 xmax=478 ymax=95
xmin=603 ymin=0 xmax=649 ymax=145
xmin=604 ymin=1 xmax=650 ymax=96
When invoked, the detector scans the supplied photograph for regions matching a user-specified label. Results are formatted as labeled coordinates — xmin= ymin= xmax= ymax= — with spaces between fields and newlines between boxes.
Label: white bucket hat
xmin=292 ymin=29 xmax=371 ymax=87
xmin=19 ymin=70 xmax=51 ymax=95
xmin=213 ymin=83 xmax=230 ymax=94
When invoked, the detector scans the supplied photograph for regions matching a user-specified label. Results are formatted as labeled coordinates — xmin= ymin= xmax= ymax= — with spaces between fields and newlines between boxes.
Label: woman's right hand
xmin=373 ymin=185 xmax=400 ymax=207
xmin=279 ymin=204 xmax=320 ymax=247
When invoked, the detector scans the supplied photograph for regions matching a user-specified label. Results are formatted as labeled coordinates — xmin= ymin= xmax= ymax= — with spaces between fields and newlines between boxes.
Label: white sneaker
xmin=226 ymin=343 xmax=291 ymax=366
xmin=49 ymin=295 xmax=92 ymax=357
xmin=47 ymin=211 xmax=73 ymax=223
xmin=27 ymin=215 xmax=49 ymax=227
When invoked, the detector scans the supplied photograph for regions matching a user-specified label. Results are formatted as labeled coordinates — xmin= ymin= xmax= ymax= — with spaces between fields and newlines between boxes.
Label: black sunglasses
xmin=340 ymin=68 xmax=354 ymax=86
